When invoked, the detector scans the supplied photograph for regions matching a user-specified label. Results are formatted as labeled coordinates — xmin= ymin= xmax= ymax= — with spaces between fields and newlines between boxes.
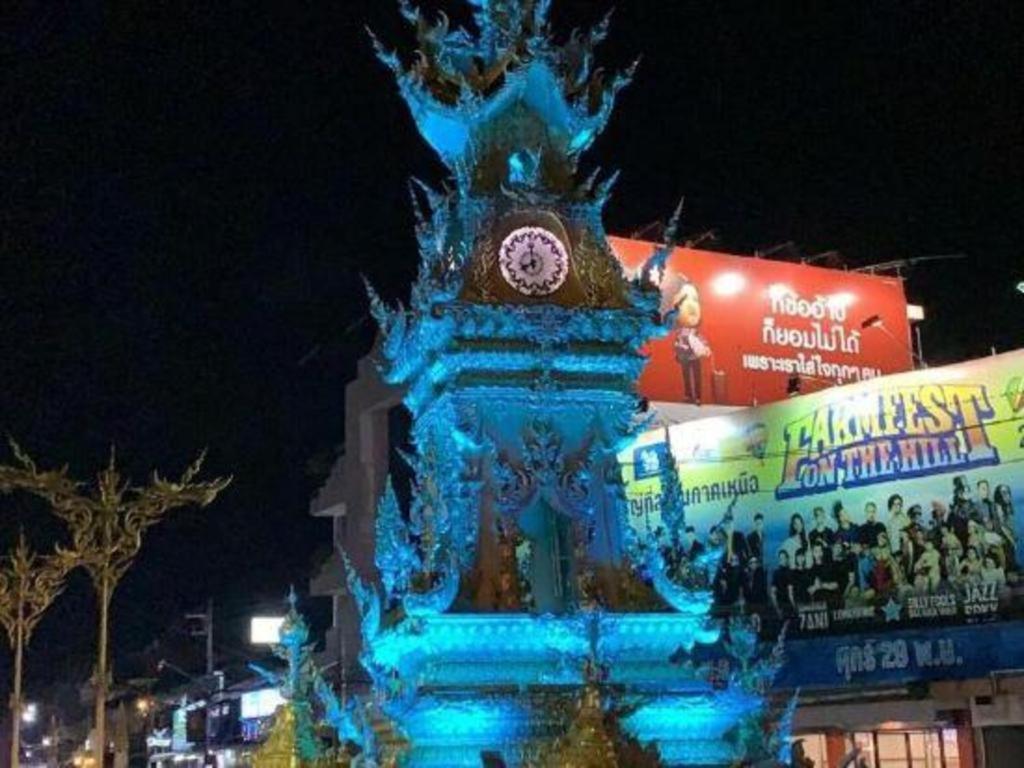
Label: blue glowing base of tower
xmin=363 ymin=612 xmax=762 ymax=766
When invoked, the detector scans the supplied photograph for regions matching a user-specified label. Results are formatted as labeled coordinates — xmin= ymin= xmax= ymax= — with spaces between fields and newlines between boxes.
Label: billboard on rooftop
xmin=610 ymin=237 xmax=914 ymax=406
xmin=621 ymin=349 xmax=1024 ymax=643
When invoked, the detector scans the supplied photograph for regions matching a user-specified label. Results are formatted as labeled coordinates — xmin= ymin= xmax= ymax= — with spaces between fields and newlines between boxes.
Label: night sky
xmin=2 ymin=1 xmax=1022 ymax=703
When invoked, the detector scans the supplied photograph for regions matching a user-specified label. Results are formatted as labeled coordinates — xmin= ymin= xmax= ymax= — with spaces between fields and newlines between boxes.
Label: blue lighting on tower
xmin=314 ymin=1 xmax=796 ymax=765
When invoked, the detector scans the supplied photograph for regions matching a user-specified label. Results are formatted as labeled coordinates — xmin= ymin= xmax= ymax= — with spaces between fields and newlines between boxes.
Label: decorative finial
xmin=287 ymin=584 xmax=298 ymax=612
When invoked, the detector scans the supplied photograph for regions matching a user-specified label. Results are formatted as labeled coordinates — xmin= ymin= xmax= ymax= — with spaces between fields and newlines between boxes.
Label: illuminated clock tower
xmin=336 ymin=2 xmax=790 ymax=765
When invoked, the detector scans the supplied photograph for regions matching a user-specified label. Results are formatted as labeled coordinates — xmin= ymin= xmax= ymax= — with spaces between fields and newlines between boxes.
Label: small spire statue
xmin=250 ymin=588 xmax=333 ymax=768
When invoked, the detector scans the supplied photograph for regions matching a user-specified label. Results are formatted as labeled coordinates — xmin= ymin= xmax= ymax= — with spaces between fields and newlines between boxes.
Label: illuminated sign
xmin=146 ymin=729 xmax=172 ymax=749
xmin=172 ymin=707 xmax=189 ymax=752
xmin=240 ymin=688 xmax=285 ymax=720
xmin=777 ymin=383 xmax=1000 ymax=498
xmin=610 ymin=237 xmax=913 ymax=405
xmin=621 ymin=349 xmax=1024 ymax=636
xmin=773 ymin=622 xmax=1024 ymax=688
xmin=249 ymin=616 xmax=285 ymax=645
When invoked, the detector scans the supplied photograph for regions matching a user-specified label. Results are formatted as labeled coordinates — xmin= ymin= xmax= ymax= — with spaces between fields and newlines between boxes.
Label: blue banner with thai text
xmin=772 ymin=620 xmax=1024 ymax=689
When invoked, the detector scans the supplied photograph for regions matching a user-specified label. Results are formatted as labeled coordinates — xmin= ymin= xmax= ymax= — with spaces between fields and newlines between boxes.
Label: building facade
xmin=309 ymin=349 xmax=403 ymax=687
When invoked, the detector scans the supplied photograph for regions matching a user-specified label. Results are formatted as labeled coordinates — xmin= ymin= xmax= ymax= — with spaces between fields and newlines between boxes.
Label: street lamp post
xmin=0 ymin=533 xmax=73 ymax=768
xmin=47 ymin=714 xmax=60 ymax=768
xmin=0 ymin=443 xmax=230 ymax=768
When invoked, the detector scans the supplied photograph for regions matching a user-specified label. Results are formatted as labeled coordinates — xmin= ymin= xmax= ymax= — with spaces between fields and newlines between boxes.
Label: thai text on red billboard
xmin=610 ymin=237 xmax=914 ymax=406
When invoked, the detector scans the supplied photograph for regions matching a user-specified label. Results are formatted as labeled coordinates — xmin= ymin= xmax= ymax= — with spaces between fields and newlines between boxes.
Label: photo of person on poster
xmin=622 ymin=350 xmax=1024 ymax=636
xmin=666 ymin=277 xmax=711 ymax=405
xmin=687 ymin=473 xmax=1023 ymax=633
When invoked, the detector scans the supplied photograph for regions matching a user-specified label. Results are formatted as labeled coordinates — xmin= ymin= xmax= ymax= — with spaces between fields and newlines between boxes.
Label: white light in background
xmin=711 ymin=271 xmax=747 ymax=297
xmin=250 ymin=616 xmax=285 ymax=645
xmin=241 ymin=688 xmax=285 ymax=720
xmin=906 ymin=304 xmax=925 ymax=322
xmin=21 ymin=702 xmax=38 ymax=724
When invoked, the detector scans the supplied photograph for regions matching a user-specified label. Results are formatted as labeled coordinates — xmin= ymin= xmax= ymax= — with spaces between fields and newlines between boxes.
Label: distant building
xmin=308 ymin=348 xmax=402 ymax=684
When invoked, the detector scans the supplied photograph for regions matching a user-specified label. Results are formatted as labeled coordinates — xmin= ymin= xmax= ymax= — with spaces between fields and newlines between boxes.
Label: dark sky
xmin=2 ymin=1 xmax=1022 ymax=700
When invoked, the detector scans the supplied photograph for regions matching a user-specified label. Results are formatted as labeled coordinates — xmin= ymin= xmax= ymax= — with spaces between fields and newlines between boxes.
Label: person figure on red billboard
xmin=669 ymin=278 xmax=711 ymax=404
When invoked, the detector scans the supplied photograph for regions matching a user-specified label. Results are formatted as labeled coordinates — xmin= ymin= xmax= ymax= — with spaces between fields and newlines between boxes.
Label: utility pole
xmin=48 ymin=714 xmax=59 ymax=768
xmin=185 ymin=599 xmax=214 ymax=676
xmin=185 ymin=599 xmax=215 ymax=764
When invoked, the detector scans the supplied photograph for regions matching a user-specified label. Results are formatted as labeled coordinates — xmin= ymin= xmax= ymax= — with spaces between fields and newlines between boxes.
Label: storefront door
xmin=849 ymin=729 xmax=961 ymax=768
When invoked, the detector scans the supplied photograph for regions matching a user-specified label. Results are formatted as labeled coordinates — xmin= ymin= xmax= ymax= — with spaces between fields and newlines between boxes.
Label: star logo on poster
xmin=882 ymin=598 xmax=902 ymax=623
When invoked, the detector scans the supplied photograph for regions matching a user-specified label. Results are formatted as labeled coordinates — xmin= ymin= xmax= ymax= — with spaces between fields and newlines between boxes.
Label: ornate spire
xmin=371 ymin=0 xmax=636 ymax=189
xmin=529 ymin=661 xmax=661 ymax=767
xmin=248 ymin=592 xmax=337 ymax=766
xmin=374 ymin=476 xmax=421 ymax=604
xmin=252 ymin=703 xmax=336 ymax=768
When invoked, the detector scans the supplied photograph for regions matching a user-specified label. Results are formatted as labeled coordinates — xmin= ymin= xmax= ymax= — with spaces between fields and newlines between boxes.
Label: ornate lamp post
xmin=0 ymin=532 xmax=74 ymax=768
xmin=0 ymin=442 xmax=230 ymax=767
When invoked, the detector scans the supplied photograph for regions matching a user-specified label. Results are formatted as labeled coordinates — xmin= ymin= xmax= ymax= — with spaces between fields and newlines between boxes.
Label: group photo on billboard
xmin=622 ymin=350 xmax=1024 ymax=637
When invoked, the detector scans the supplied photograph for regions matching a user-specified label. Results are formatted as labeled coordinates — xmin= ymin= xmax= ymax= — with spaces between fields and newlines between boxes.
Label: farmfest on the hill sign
xmin=623 ymin=349 xmax=1024 ymax=638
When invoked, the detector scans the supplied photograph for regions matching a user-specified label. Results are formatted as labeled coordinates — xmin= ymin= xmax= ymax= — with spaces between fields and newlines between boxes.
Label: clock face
xmin=498 ymin=226 xmax=569 ymax=296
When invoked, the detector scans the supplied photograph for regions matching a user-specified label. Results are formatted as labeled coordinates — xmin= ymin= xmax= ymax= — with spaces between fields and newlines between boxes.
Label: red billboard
xmin=610 ymin=237 xmax=913 ymax=406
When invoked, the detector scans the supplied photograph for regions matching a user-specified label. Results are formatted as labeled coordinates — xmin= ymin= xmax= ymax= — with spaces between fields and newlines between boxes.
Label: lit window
xmin=850 ymin=731 xmax=876 ymax=767
xmin=792 ymin=733 xmax=828 ymax=766
xmin=847 ymin=729 xmax=961 ymax=768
